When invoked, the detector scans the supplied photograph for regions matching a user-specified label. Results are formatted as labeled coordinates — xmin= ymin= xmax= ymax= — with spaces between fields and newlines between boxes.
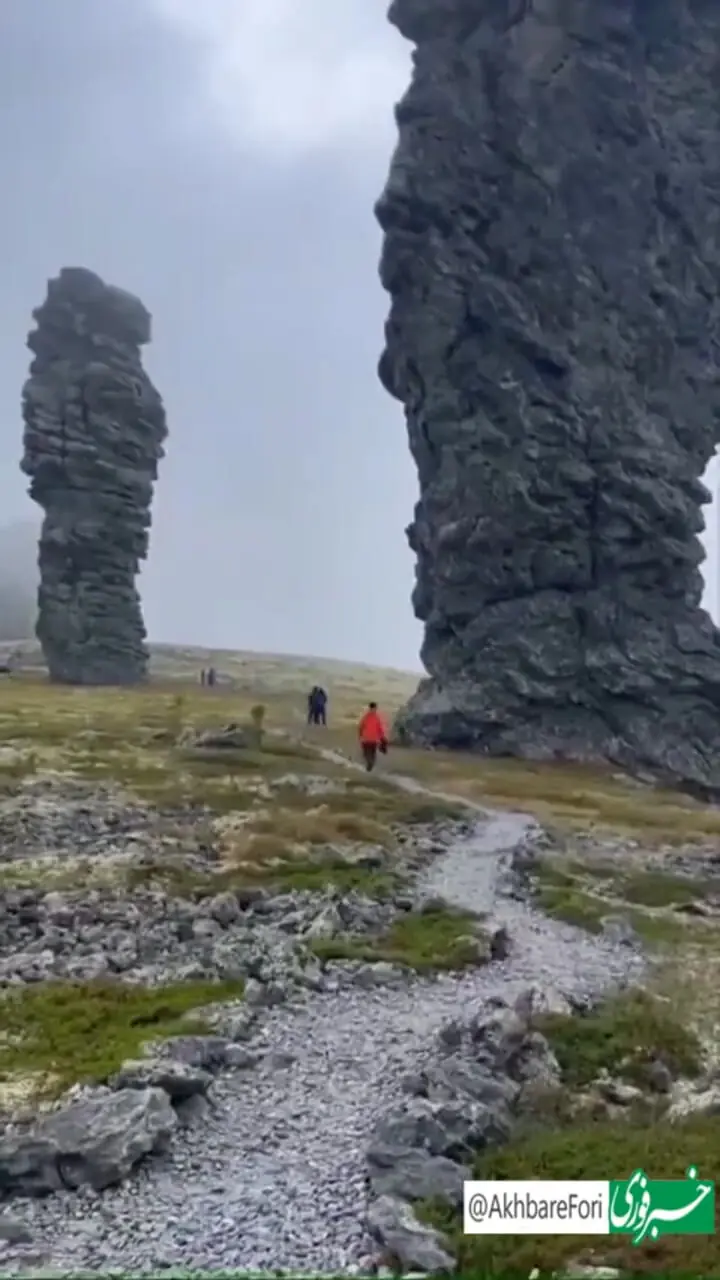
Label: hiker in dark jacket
xmin=307 ymin=685 xmax=328 ymax=726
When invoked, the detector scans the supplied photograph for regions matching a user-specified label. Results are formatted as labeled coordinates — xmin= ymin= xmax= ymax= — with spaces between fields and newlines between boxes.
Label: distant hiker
xmin=207 ymin=667 xmax=216 ymax=688
xmin=358 ymin=702 xmax=388 ymax=772
xmin=307 ymin=685 xmax=328 ymax=726
xmin=200 ymin=669 xmax=206 ymax=686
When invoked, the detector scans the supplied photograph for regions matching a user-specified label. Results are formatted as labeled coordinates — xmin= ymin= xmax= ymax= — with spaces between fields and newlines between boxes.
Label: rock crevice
xmin=20 ymin=267 xmax=167 ymax=685
xmin=377 ymin=0 xmax=720 ymax=789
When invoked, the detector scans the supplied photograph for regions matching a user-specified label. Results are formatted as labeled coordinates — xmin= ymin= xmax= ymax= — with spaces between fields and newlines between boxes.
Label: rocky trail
xmin=1 ymin=765 xmax=646 ymax=1277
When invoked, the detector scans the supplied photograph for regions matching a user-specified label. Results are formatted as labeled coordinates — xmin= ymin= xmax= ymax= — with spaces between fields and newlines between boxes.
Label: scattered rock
xmin=109 ymin=1059 xmax=212 ymax=1102
xmin=368 ymin=1149 xmax=469 ymax=1207
xmin=596 ymin=1079 xmax=644 ymax=1107
xmin=157 ymin=1035 xmax=233 ymax=1071
xmin=304 ymin=904 xmax=344 ymax=940
xmin=437 ymin=1019 xmax=464 ymax=1051
xmin=174 ymin=1093 xmax=211 ymax=1130
xmin=489 ymin=925 xmax=511 ymax=960
xmin=244 ymin=978 xmax=287 ymax=1008
xmin=646 ymin=1059 xmax=674 ymax=1094
xmin=667 ymin=1083 xmax=720 ymax=1121
xmin=223 ymin=1046 xmax=260 ymax=1070
xmin=560 ymin=1266 xmax=622 ymax=1280
xmin=265 ymin=1050 xmax=296 ymax=1069
xmin=366 ymin=1195 xmax=454 ymax=1275
xmin=352 ymin=962 xmax=408 ymax=989
xmin=600 ymin=917 xmax=638 ymax=947
xmin=0 ymin=1214 xmax=33 ymax=1244
xmin=183 ymin=724 xmax=253 ymax=751
xmin=423 ymin=1057 xmax=518 ymax=1109
xmin=208 ymin=892 xmax=242 ymax=927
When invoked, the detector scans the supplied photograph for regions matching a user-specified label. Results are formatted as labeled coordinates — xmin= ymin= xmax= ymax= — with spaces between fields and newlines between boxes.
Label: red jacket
xmin=358 ymin=708 xmax=387 ymax=745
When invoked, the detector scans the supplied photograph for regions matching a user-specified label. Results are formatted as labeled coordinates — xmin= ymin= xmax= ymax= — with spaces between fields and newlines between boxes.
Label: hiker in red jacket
xmin=358 ymin=702 xmax=388 ymax=772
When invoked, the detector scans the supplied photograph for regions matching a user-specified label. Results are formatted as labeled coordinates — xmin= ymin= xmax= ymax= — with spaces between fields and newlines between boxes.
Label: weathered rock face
xmin=21 ymin=267 xmax=167 ymax=684
xmin=377 ymin=0 xmax=720 ymax=789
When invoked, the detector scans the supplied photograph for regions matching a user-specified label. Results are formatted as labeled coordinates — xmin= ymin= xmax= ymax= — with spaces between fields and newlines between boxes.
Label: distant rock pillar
xmin=20 ymin=267 xmax=168 ymax=684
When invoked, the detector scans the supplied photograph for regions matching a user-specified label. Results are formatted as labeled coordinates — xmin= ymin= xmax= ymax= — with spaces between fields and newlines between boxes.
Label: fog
xmin=0 ymin=520 xmax=38 ymax=642
xmin=2 ymin=464 xmax=718 ymax=656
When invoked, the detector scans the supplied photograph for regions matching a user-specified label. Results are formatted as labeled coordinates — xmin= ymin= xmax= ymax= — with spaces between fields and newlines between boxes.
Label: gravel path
xmin=4 ymin=794 xmax=645 ymax=1276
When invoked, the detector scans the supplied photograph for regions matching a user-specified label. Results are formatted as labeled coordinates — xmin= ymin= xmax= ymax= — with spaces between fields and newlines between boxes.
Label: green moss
xmin=0 ymin=978 xmax=245 ymax=1100
xmin=73 ymin=750 xmax=285 ymax=812
xmin=628 ymin=909 xmax=694 ymax=949
xmin=533 ymin=859 xmax=578 ymax=889
xmin=534 ymin=856 xmax=714 ymax=952
xmin=537 ymin=991 xmax=702 ymax=1090
xmin=260 ymin=857 xmax=399 ymax=897
xmin=310 ymin=906 xmax=487 ymax=973
xmin=384 ymin=796 xmax=468 ymax=825
xmin=420 ymin=1116 xmax=720 ymax=1277
xmin=126 ymin=854 xmax=400 ymax=901
xmin=272 ymin=778 xmax=468 ymax=828
xmin=564 ymin=857 xmax=620 ymax=879
xmin=619 ymin=870 xmax=710 ymax=908
xmin=536 ymin=884 xmax=606 ymax=933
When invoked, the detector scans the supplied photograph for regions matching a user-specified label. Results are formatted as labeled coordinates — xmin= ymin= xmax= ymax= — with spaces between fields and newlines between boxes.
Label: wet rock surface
xmin=21 ymin=266 xmax=168 ymax=685
xmin=378 ymin=0 xmax=720 ymax=792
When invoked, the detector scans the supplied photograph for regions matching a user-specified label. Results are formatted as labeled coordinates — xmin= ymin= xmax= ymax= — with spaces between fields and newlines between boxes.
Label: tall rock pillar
xmin=377 ymin=0 xmax=720 ymax=789
xmin=21 ymin=267 xmax=167 ymax=684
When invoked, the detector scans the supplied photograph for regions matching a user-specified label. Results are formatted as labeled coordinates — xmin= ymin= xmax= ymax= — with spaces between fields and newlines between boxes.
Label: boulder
xmin=366 ymin=1195 xmax=454 ymax=1274
xmin=109 ymin=1059 xmax=212 ymax=1101
xmin=0 ymin=1087 xmax=176 ymax=1196
xmin=369 ymin=1095 xmax=511 ymax=1165
xmin=368 ymin=1148 xmax=469 ymax=1207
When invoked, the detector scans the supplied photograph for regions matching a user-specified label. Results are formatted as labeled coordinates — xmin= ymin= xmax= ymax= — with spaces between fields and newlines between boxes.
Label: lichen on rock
xmin=377 ymin=0 xmax=720 ymax=791
xmin=20 ymin=267 xmax=167 ymax=684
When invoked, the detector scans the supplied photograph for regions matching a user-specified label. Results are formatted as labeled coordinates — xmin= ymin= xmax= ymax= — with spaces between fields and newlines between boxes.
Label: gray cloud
xmin=0 ymin=1 xmax=715 ymax=669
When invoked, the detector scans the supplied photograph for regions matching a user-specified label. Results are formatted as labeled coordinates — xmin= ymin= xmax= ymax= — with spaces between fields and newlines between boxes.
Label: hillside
xmin=0 ymin=651 xmax=719 ymax=1276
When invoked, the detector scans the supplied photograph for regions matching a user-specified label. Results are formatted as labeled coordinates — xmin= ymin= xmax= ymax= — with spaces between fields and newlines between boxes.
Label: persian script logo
xmin=609 ymin=1167 xmax=715 ymax=1245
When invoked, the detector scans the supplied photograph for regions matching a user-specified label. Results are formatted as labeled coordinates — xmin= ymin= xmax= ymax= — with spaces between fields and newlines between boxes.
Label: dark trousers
xmin=308 ymin=707 xmax=326 ymax=726
xmin=361 ymin=742 xmax=378 ymax=771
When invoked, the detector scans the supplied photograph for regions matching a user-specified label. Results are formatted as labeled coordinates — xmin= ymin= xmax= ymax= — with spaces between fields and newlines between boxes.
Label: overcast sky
xmin=0 ymin=0 xmax=717 ymax=671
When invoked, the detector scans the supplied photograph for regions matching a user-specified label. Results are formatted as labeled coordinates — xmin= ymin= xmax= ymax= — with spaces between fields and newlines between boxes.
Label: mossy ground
xmin=531 ymin=857 xmax=716 ymax=950
xmin=0 ymin=676 xmax=462 ymax=900
xmin=3 ymin=664 xmax=720 ymax=845
xmin=125 ymin=852 xmax=402 ymax=901
xmin=537 ymin=990 xmax=702 ymax=1089
xmin=370 ymin=746 xmax=720 ymax=844
xmin=420 ymin=993 xmax=714 ymax=1278
xmin=0 ymin=978 xmax=245 ymax=1103
xmin=310 ymin=905 xmax=487 ymax=973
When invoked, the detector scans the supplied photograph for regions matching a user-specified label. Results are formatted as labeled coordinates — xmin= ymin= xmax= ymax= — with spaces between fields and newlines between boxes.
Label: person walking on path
xmin=357 ymin=702 xmax=388 ymax=772
xmin=307 ymin=686 xmax=328 ymax=726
